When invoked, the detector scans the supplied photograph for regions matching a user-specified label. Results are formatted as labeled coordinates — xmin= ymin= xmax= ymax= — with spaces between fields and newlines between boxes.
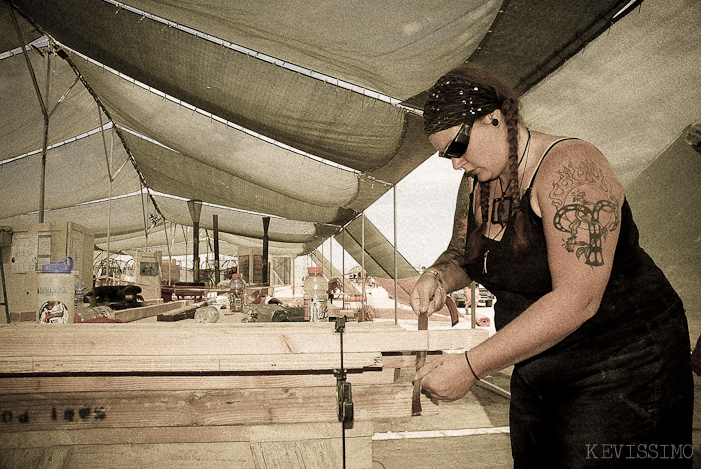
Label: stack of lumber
xmin=0 ymin=322 xmax=488 ymax=468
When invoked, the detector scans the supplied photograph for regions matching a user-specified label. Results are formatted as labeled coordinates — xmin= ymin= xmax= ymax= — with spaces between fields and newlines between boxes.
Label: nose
xmin=452 ymin=156 xmax=469 ymax=171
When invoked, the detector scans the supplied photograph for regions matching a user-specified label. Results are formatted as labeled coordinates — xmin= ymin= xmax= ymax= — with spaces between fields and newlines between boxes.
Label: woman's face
xmin=428 ymin=114 xmax=509 ymax=182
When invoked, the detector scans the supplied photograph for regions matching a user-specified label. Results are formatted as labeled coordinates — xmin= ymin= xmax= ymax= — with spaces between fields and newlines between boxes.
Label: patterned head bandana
xmin=423 ymin=73 xmax=501 ymax=136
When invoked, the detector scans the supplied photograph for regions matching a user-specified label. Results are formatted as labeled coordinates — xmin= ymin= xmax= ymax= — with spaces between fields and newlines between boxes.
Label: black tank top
xmin=462 ymin=140 xmax=682 ymax=351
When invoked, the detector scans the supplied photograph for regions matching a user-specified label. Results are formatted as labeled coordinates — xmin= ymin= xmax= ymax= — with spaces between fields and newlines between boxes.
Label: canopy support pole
xmin=361 ymin=213 xmax=366 ymax=311
xmin=163 ymin=220 xmax=172 ymax=285
xmin=262 ymin=217 xmax=270 ymax=286
xmin=181 ymin=225 xmax=188 ymax=282
xmin=213 ymin=215 xmax=220 ymax=286
xmin=140 ymin=185 xmax=149 ymax=252
xmin=10 ymin=3 xmax=49 ymax=222
xmin=187 ymin=200 xmax=202 ymax=283
xmin=98 ymin=106 xmax=114 ymax=278
xmin=393 ymin=185 xmax=398 ymax=325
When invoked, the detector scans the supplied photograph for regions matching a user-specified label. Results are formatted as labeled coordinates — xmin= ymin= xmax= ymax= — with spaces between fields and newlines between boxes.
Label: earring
xmin=492 ymin=118 xmax=499 ymax=127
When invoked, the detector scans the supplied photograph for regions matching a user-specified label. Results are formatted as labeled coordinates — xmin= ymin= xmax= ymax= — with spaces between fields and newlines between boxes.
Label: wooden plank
xmin=2 ymin=351 xmax=382 ymax=374
xmin=0 ymin=435 xmax=371 ymax=469
xmin=381 ymin=352 xmax=444 ymax=369
xmin=60 ymin=442 xmax=256 ymax=469
xmin=0 ymin=324 xmax=489 ymax=361
xmin=0 ymin=421 xmax=374 ymax=449
xmin=0 ymin=369 xmax=395 ymax=394
xmin=156 ymin=302 xmax=202 ymax=322
xmin=114 ymin=300 xmax=189 ymax=322
xmin=0 ymin=385 xmax=435 ymax=432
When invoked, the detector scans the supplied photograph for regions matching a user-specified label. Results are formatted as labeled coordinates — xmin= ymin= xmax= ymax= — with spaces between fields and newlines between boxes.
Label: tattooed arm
xmin=416 ymin=139 xmax=624 ymax=401
xmin=410 ymin=173 xmax=473 ymax=315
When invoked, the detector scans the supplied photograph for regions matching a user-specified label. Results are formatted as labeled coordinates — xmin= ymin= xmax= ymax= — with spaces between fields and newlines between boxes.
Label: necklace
xmin=490 ymin=129 xmax=531 ymax=227
xmin=483 ymin=129 xmax=531 ymax=272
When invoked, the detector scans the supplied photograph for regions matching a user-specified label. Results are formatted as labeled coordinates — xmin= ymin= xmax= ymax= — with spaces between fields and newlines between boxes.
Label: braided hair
xmin=423 ymin=65 xmax=528 ymax=264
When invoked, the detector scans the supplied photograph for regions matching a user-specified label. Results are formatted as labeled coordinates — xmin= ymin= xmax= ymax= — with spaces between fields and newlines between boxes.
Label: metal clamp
xmin=334 ymin=316 xmax=354 ymax=429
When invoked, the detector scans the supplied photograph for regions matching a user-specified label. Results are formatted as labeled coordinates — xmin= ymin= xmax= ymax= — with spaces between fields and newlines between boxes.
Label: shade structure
xmin=336 ymin=216 xmax=418 ymax=280
xmin=1 ymin=0 xmax=687 ymax=264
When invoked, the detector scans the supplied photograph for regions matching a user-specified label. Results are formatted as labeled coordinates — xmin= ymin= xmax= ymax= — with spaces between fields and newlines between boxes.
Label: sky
xmin=314 ymin=153 xmax=464 ymax=273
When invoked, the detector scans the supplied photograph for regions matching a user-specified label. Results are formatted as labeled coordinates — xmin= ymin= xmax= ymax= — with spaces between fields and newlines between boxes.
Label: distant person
xmin=411 ymin=65 xmax=692 ymax=467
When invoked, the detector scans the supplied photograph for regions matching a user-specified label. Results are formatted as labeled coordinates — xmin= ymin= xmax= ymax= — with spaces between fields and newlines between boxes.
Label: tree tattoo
xmin=549 ymin=160 xmax=619 ymax=267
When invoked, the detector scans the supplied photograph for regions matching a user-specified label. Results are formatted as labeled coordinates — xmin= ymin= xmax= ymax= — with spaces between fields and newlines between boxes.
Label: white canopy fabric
xmin=520 ymin=0 xmax=701 ymax=185
xmin=4 ymin=0 xmax=691 ymax=266
xmin=2 ymin=0 xmax=501 ymax=256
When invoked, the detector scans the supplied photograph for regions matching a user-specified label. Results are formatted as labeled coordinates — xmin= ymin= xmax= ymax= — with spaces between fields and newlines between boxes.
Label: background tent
xmin=0 ymin=0 xmax=699 ymax=331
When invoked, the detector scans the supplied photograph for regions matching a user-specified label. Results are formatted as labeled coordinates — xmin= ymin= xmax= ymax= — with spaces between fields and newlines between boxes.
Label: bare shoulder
xmin=532 ymin=138 xmax=624 ymax=269
xmin=531 ymin=139 xmax=624 ymax=217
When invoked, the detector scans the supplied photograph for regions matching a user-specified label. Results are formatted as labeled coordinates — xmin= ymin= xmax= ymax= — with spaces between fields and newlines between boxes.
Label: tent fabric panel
xmin=0 ymin=3 xmax=41 ymax=54
xmin=520 ymin=0 xmax=701 ymax=185
xmin=468 ymin=0 xmax=631 ymax=93
xmin=77 ymin=0 xmax=499 ymax=101
xmin=95 ymin=224 xmax=304 ymax=258
xmin=71 ymin=53 xmax=362 ymax=208
xmin=0 ymin=49 xmax=101 ymax=160
xmin=17 ymin=0 xmax=414 ymax=171
xmin=121 ymin=132 xmax=348 ymax=225
xmin=151 ymin=195 xmax=318 ymax=244
xmin=0 ymin=192 xmax=159 ymax=239
xmin=0 ymin=131 xmax=142 ymax=218
xmin=337 ymin=216 xmax=418 ymax=279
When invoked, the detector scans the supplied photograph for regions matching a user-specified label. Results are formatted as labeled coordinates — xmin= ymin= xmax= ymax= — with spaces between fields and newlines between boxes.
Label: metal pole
xmin=470 ymin=281 xmax=477 ymax=328
xmin=213 ymin=215 xmax=220 ymax=285
xmin=262 ymin=217 xmax=270 ymax=286
xmin=361 ymin=213 xmax=366 ymax=310
xmin=163 ymin=219 xmax=172 ymax=285
xmin=187 ymin=200 xmax=202 ymax=283
xmin=393 ymin=185 xmax=398 ymax=325
xmin=10 ymin=4 xmax=49 ymax=223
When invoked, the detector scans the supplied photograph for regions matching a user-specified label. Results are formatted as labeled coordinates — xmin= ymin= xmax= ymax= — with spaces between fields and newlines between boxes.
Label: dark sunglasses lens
xmin=439 ymin=125 xmax=470 ymax=159
xmin=441 ymin=139 xmax=468 ymax=159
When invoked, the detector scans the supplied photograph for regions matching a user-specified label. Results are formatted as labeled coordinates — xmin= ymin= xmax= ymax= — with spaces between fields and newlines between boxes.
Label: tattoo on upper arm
xmin=548 ymin=159 xmax=620 ymax=267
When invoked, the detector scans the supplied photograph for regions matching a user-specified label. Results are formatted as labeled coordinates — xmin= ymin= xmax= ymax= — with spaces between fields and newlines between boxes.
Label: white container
xmin=37 ymin=272 xmax=75 ymax=324
xmin=303 ymin=266 xmax=328 ymax=322
xmin=230 ymin=274 xmax=245 ymax=312
xmin=195 ymin=305 xmax=220 ymax=323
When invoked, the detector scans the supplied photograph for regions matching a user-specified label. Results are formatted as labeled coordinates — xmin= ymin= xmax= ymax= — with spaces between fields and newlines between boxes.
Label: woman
xmin=411 ymin=65 xmax=692 ymax=467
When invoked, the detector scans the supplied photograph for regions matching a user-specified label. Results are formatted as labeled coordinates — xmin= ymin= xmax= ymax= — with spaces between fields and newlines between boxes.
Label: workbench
xmin=0 ymin=320 xmax=488 ymax=468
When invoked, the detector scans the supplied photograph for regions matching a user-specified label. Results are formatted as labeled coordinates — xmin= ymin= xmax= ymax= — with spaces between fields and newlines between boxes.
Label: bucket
xmin=37 ymin=257 xmax=75 ymax=324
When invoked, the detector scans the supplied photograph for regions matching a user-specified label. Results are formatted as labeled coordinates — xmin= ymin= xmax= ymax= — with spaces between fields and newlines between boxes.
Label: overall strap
xmin=525 ymin=138 xmax=579 ymax=190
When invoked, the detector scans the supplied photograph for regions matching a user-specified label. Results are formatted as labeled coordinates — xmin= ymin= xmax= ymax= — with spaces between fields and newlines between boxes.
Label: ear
xmin=481 ymin=109 xmax=503 ymax=126
xmin=484 ymin=109 xmax=504 ymax=125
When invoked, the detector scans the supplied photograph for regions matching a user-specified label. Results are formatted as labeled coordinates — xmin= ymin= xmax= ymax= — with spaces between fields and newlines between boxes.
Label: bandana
xmin=423 ymin=74 xmax=501 ymax=136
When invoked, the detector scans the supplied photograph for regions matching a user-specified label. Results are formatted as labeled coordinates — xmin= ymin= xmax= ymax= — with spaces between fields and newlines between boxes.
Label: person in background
xmin=411 ymin=65 xmax=692 ymax=467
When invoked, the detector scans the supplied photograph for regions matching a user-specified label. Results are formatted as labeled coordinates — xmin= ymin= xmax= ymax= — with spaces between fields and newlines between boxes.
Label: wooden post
xmin=262 ymin=217 xmax=270 ymax=286
xmin=213 ymin=215 xmax=220 ymax=285
xmin=187 ymin=200 xmax=202 ymax=283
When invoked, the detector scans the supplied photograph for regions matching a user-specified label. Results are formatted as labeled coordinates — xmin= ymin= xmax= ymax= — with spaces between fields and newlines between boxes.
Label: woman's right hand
xmin=410 ymin=271 xmax=447 ymax=316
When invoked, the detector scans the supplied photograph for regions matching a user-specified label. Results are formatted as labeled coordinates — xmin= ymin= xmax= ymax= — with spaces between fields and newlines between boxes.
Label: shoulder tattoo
xmin=549 ymin=159 xmax=620 ymax=267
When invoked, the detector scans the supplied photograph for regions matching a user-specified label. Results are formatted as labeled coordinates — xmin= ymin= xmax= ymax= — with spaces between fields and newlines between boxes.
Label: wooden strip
xmin=113 ymin=300 xmax=190 ymax=323
xmin=156 ymin=302 xmax=201 ymax=322
xmin=60 ymin=442 xmax=255 ymax=469
xmin=381 ymin=352 xmax=444 ymax=369
xmin=1 ymin=439 xmax=372 ymax=469
xmin=0 ymin=325 xmax=488 ymax=359
xmin=0 ymin=422 xmax=374 ymax=449
xmin=0 ymin=370 xmax=395 ymax=394
xmin=0 ymin=385 xmax=435 ymax=432
xmin=2 ymin=351 xmax=382 ymax=374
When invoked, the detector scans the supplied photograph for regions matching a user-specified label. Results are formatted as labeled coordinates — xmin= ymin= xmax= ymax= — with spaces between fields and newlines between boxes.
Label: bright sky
xmin=360 ymin=153 xmax=464 ymax=269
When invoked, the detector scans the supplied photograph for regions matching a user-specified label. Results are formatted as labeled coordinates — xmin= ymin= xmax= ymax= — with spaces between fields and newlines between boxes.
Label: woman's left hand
xmin=414 ymin=353 xmax=476 ymax=402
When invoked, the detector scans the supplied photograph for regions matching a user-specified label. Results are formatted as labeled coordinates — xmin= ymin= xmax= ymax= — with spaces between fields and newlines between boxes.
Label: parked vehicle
xmin=450 ymin=284 xmax=495 ymax=308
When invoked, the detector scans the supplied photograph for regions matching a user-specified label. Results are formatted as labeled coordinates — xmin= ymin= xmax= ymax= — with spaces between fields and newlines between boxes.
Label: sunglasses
xmin=439 ymin=123 xmax=472 ymax=159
